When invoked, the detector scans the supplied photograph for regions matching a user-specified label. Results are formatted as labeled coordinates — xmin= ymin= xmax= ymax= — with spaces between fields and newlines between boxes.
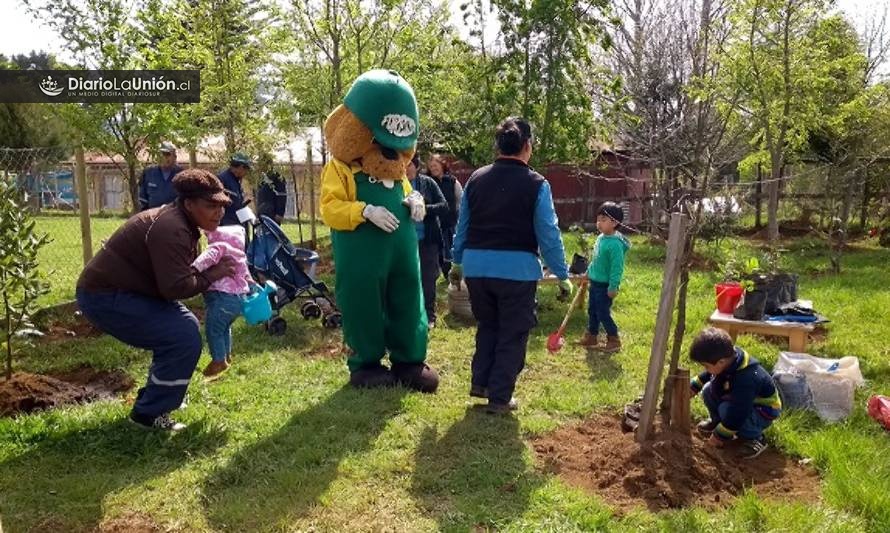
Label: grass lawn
xmin=2 ymin=230 xmax=889 ymax=532
xmin=34 ymin=215 xmax=330 ymax=306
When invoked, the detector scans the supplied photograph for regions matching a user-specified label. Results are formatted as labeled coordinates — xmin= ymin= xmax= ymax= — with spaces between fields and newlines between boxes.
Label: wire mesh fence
xmin=1 ymin=147 xmax=327 ymax=307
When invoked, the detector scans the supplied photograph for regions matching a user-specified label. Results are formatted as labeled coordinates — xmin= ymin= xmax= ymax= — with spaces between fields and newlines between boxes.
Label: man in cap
xmin=218 ymin=152 xmax=252 ymax=226
xmin=138 ymin=141 xmax=184 ymax=211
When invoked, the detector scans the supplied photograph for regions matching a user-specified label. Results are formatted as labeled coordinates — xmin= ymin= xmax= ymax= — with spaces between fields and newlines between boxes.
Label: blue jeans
xmin=702 ymin=382 xmax=773 ymax=440
xmin=76 ymin=289 xmax=202 ymax=419
xmin=587 ymin=282 xmax=618 ymax=336
xmin=204 ymin=291 xmax=243 ymax=362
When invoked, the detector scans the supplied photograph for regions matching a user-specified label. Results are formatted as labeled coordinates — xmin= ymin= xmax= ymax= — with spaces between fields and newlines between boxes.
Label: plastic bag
xmin=867 ymin=395 xmax=890 ymax=431
xmin=773 ymin=352 xmax=864 ymax=422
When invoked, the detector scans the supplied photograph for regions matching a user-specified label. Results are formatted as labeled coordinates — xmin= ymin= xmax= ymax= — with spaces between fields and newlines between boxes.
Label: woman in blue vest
xmin=450 ymin=117 xmax=572 ymax=414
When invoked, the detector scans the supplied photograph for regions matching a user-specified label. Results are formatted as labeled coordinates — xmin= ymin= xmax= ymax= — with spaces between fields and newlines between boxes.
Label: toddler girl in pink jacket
xmin=192 ymin=225 xmax=253 ymax=378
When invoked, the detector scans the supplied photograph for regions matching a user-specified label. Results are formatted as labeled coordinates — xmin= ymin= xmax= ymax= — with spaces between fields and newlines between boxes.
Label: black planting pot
xmin=734 ymin=283 xmax=768 ymax=321
xmin=569 ymin=253 xmax=590 ymax=275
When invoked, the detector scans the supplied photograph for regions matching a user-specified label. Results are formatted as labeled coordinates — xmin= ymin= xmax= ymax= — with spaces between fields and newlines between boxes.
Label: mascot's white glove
xmin=363 ymin=204 xmax=400 ymax=233
xmin=402 ymin=191 xmax=426 ymax=222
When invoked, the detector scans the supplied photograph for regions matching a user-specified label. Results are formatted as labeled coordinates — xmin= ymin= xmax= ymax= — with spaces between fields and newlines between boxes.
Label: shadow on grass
xmin=0 ymin=419 xmax=227 ymax=532
xmin=585 ymin=350 xmax=622 ymax=383
xmin=411 ymin=406 xmax=542 ymax=530
xmin=201 ymin=385 xmax=406 ymax=530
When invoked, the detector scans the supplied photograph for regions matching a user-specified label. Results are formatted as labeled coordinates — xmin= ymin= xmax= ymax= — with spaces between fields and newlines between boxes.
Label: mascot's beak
xmin=374 ymin=141 xmax=400 ymax=161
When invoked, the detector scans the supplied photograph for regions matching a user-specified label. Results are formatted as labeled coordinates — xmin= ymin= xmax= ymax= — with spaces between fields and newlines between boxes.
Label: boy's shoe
xmin=578 ymin=331 xmax=600 ymax=348
xmin=203 ymin=360 xmax=229 ymax=378
xmin=602 ymin=335 xmax=621 ymax=353
xmin=469 ymin=384 xmax=488 ymax=398
xmin=129 ymin=411 xmax=187 ymax=432
xmin=483 ymin=397 xmax=519 ymax=415
xmin=696 ymin=419 xmax=719 ymax=434
xmin=740 ymin=437 xmax=768 ymax=459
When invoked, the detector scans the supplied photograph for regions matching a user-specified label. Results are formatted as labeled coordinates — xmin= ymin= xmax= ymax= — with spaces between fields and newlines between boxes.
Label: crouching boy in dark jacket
xmin=690 ymin=327 xmax=782 ymax=459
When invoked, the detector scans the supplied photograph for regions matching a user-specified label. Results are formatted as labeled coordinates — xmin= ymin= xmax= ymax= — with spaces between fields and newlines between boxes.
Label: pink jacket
xmin=192 ymin=226 xmax=251 ymax=295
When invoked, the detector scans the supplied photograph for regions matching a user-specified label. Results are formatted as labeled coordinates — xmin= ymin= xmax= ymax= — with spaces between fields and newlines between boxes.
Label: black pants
xmin=466 ymin=277 xmax=538 ymax=405
xmin=419 ymin=241 xmax=441 ymax=322
xmin=439 ymin=226 xmax=454 ymax=277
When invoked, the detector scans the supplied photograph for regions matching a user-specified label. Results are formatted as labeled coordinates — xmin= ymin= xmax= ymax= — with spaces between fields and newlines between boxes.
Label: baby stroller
xmin=246 ymin=215 xmax=341 ymax=335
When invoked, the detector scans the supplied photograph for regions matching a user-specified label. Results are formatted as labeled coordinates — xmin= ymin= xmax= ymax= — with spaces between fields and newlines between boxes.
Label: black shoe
xmin=740 ymin=437 xmax=768 ymax=459
xmin=129 ymin=411 xmax=187 ymax=432
xmin=349 ymin=364 xmax=396 ymax=389
xmin=469 ymin=385 xmax=488 ymax=398
xmin=392 ymin=362 xmax=439 ymax=393
xmin=484 ymin=398 xmax=518 ymax=415
xmin=696 ymin=419 xmax=719 ymax=435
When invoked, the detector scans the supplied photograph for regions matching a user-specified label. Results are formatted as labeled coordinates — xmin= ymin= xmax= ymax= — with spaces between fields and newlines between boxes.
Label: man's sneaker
xmin=469 ymin=384 xmax=488 ymax=398
xmin=129 ymin=411 xmax=187 ymax=432
xmin=484 ymin=397 xmax=519 ymax=415
xmin=740 ymin=437 xmax=768 ymax=459
xmin=696 ymin=419 xmax=719 ymax=435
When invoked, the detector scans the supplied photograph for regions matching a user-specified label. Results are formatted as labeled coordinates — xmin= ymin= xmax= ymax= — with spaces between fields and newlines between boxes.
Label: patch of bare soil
xmin=0 ymin=366 xmax=134 ymax=417
xmin=38 ymin=312 xmax=102 ymax=343
xmin=533 ymin=414 xmax=821 ymax=513
xmin=96 ymin=512 xmax=162 ymax=533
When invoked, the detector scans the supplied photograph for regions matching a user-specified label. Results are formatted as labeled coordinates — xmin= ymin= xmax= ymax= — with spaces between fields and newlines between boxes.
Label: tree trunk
xmin=189 ymin=147 xmax=198 ymax=168
xmin=860 ymin=169 xmax=870 ymax=230
xmin=661 ymin=236 xmax=693 ymax=418
xmin=767 ymin=156 xmax=781 ymax=242
xmin=3 ymin=280 xmax=12 ymax=380
xmin=755 ymin=163 xmax=763 ymax=229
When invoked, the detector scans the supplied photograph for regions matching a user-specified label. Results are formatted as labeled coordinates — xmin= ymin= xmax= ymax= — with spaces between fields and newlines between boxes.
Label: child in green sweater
xmin=579 ymin=202 xmax=631 ymax=352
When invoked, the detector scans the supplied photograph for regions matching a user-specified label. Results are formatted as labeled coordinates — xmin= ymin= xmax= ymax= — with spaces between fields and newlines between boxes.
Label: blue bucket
xmin=241 ymin=281 xmax=278 ymax=325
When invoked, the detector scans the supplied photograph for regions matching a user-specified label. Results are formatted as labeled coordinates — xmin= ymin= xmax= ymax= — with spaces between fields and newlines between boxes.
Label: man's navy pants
xmin=76 ymin=289 xmax=202 ymax=419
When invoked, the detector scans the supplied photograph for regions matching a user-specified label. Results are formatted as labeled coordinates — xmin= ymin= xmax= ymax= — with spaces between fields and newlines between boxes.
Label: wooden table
xmin=707 ymin=310 xmax=815 ymax=353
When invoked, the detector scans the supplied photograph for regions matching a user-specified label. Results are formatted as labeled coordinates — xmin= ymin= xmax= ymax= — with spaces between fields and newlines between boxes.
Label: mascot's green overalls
xmin=319 ymin=69 xmax=438 ymax=391
xmin=331 ymin=171 xmax=427 ymax=371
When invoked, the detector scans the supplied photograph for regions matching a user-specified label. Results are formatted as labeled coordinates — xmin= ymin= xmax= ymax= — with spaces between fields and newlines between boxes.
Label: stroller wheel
xmin=267 ymin=317 xmax=287 ymax=336
xmin=300 ymin=300 xmax=322 ymax=320
xmin=323 ymin=312 xmax=342 ymax=329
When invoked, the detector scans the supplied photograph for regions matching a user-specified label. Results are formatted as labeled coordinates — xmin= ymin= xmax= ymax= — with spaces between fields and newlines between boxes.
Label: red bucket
xmin=715 ymin=282 xmax=743 ymax=313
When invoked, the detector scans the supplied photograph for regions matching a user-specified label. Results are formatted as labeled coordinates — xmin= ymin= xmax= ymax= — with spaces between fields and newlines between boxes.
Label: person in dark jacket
xmin=408 ymin=153 xmax=448 ymax=327
xmin=690 ymin=327 xmax=782 ymax=459
xmin=427 ymin=154 xmax=462 ymax=278
xmin=450 ymin=117 xmax=572 ymax=414
xmin=218 ymin=152 xmax=252 ymax=226
xmin=76 ymin=169 xmax=236 ymax=432
xmin=256 ymin=152 xmax=288 ymax=224
xmin=138 ymin=141 xmax=183 ymax=211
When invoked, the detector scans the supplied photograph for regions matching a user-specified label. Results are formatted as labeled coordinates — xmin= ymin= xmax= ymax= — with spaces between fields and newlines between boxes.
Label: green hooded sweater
xmin=587 ymin=232 xmax=631 ymax=292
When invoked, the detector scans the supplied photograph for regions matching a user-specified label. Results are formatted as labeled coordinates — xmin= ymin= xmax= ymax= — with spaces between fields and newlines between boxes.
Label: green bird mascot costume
xmin=320 ymin=69 xmax=439 ymax=392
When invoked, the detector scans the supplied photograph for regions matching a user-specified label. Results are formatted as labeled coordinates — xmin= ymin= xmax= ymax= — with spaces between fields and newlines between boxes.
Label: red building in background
xmin=447 ymin=149 xmax=652 ymax=229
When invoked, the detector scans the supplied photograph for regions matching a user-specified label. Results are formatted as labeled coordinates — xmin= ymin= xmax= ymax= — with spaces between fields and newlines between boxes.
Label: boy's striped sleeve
xmin=690 ymin=371 xmax=710 ymax=395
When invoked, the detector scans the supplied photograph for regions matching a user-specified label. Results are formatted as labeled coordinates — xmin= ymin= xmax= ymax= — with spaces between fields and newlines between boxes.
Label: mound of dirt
xmin=533 ymin=414 xmax=821 ymax=513
xmin=0 ymin=366 xmax=134 ymax=417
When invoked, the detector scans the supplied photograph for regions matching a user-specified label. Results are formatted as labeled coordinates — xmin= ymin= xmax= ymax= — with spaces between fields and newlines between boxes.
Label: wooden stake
xmin=668 ymin=368 xmax=691 ymax=434
xmin=306 ymin=139 xmax=317 ymax=247
xmin=636 ymin=212 xmax=688 ymax=442
xmin=74 ymin=146 xmax=93 ymax=266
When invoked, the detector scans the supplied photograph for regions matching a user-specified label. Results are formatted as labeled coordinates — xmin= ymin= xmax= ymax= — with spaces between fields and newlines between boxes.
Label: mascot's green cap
xmin=343 ymin=69 xmax=419 ymax=152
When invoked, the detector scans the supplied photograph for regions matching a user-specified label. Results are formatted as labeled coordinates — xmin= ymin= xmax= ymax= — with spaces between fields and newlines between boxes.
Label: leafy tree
xmin=0 ymin=176 xmax=49 ymax=381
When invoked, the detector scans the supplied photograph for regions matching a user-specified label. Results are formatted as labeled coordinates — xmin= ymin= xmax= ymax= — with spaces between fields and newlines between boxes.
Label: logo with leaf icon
xmin=38 ymin=76 xmax=63 ymax=97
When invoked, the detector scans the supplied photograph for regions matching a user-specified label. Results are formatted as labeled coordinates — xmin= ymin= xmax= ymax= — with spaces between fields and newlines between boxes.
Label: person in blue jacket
xmin=138 ymin=141 xmax=183 ymax=211
xmin=450 ymin=117 xmax=572 ymax=414
xmin=218 ymin=152 xmax=252 ymax=226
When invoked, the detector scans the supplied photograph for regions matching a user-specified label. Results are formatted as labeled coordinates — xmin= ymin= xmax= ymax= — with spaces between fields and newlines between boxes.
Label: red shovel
xmin=547 ymin=278 xmax=588 ymax=353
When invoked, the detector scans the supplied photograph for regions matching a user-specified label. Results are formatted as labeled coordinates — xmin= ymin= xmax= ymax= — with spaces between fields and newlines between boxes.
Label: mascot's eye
xmin=374 ymin=141 xmax=399 ymax=161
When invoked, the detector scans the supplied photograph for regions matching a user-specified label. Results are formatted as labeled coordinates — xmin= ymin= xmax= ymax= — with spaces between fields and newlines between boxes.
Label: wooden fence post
xmin=306 ymin=139 xmax=317 ymax=247
xmin=636 ymin=212 xmax=688 ymax=442
xmin=74 ymin=146 xmax=93 ymax=266
xmin=668 ymin=368 xmax=691 ymax=434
